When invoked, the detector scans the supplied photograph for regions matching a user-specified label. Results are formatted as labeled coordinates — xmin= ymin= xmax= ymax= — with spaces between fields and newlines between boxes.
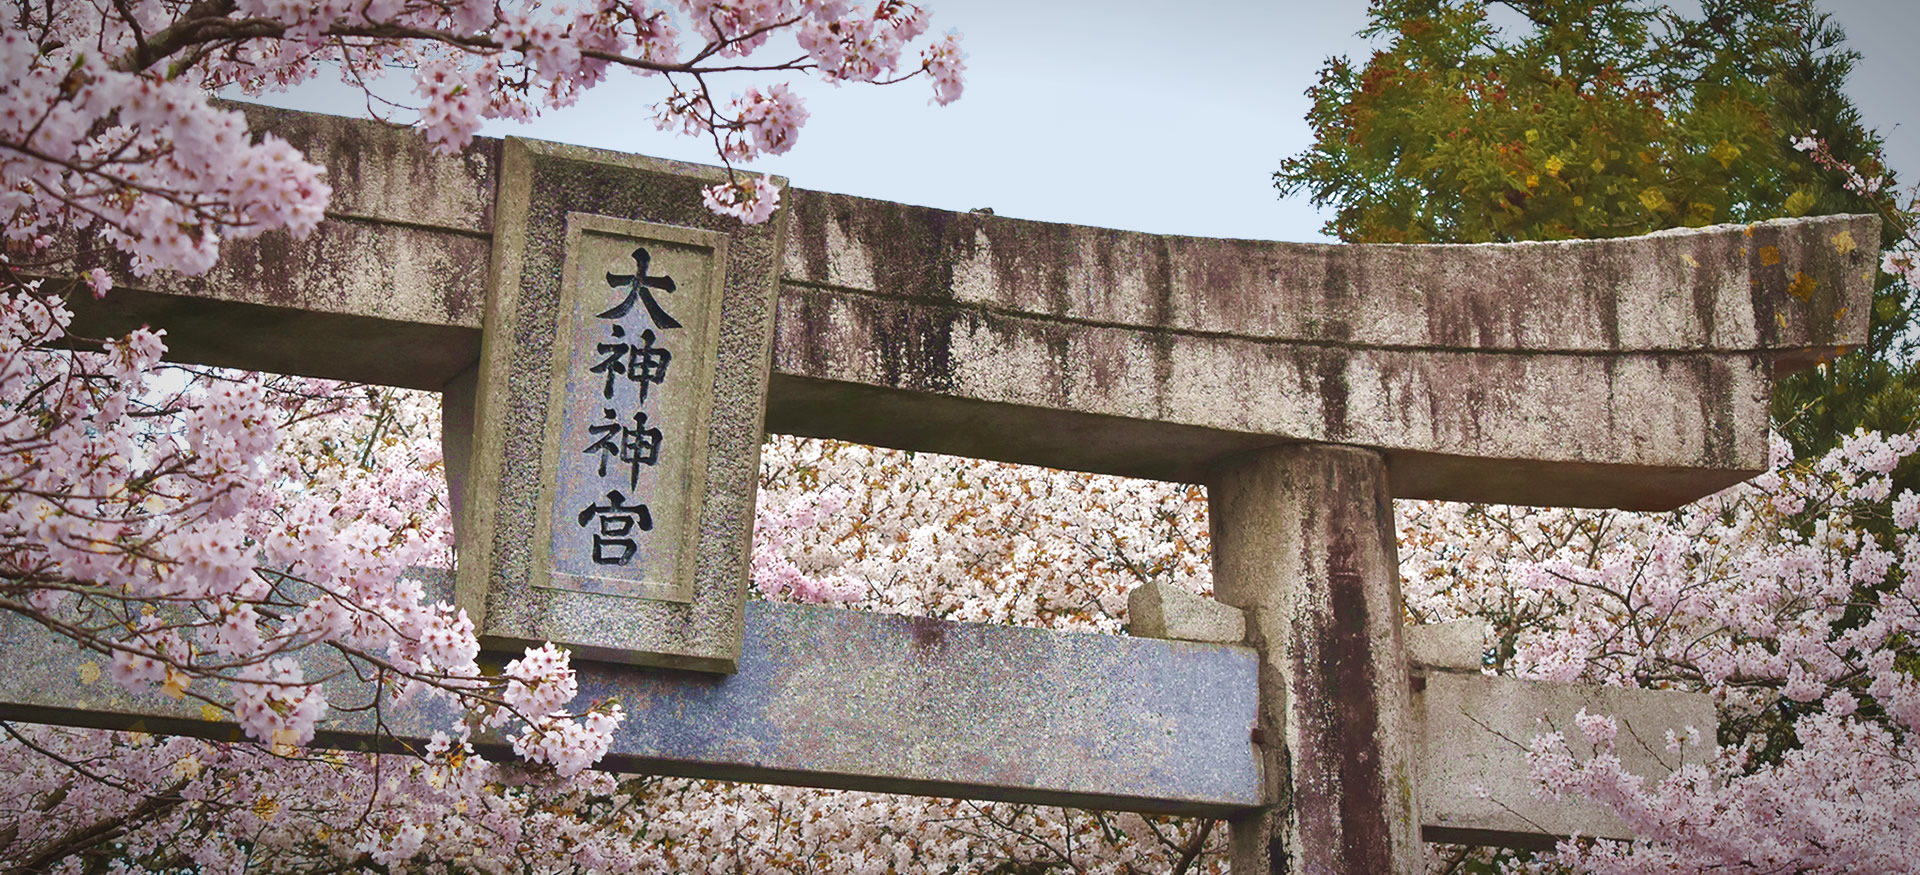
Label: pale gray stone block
xmin=0 ymin=570 xmax=1262 ymax=816
xmin=1406 ymin=619 xmax=1488 ymax=673
xmin=1128 ymin=581 xmax=1246 ymax=643
xmin=1417 ymin=673 xmax=1717 ymax=846
xmin=455 ymin=138 xmax=785 ymax=673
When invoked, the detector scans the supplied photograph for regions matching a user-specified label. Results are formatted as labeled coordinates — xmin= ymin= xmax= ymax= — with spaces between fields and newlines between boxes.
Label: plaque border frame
xmin=456 ymin=136 xmax=784 ymax=673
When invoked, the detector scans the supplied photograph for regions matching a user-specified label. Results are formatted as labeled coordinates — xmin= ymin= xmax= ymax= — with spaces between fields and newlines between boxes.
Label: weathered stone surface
xmin=0 ymin=569 xmax=1711 ymax=844
xmin=457 ymin=138 xmax=782 ymax=672
xmin=63 ymin=217 xmax=489 ymax=390
xmin=62 ymin=103 xmax=496 ymax=391
xmin=782 ymin=190 xmax=1867 ymax=356
xmin=49 ymin=106 xmax=1874 ymax=512
xmin=1406 ymin=620 xmax=1488 ymax=673
xmin=0 ymin=571 xmax=1263 ymax=816
xmin=1210 ymin=446 xmax=1423 ymax=874
xmin=770 ymin=189 xmax=1872 ymax=509
xmin=1416 ymin=673 xmax=1718 ymax=847
xmin=1129 ymin=581 xmax=1247 ymax=643
xmin=769 ymin=297 xmax=1775 ymax=507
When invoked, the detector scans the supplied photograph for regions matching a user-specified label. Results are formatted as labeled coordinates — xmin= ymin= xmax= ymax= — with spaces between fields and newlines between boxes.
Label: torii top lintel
xmin=66 ymin=103 xmax=1876 ymax=512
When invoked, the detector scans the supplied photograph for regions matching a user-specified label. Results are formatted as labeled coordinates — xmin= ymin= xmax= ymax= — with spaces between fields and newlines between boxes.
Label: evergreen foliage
xmin=1276 ymin=0 xmax=1917 ymax=470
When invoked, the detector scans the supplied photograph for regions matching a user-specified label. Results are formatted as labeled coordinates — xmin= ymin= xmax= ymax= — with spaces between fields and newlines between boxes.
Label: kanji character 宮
xmin=576 ymin=490 xmax=654 ymax=566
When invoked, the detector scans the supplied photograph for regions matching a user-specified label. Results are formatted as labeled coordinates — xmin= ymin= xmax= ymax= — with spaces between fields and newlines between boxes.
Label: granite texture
xmin=456 ymin=138 xmax=782 ymax=672
xmin=0 ymin=570 xmax=1262 ymax=816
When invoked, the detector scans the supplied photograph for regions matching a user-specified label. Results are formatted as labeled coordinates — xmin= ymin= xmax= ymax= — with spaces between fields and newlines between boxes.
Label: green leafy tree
xmin=1758 ymin=15 xmax=1918 ymax=460
xmin=1276 ymin=0 xmax=1916 ymax=463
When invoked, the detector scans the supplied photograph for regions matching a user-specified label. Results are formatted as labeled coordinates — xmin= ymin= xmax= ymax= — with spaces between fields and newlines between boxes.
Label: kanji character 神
xmin=583 ymin=407 xmax=663 ymax=487
xmin=589 ymin=325 xmax=672 ymax=402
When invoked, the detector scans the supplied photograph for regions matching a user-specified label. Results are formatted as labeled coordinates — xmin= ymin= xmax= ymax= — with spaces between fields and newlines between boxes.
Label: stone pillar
xmin=1209 ymin=445 xmax=1421 ymax=874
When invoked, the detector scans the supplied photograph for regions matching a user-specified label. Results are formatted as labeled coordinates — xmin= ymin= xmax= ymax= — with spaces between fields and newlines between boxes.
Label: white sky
xmin=250 ymin=0 xmax=1918 ymax=244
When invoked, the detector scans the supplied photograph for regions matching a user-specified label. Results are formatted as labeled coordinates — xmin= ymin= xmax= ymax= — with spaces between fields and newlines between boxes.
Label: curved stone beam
xmin=773 ymin=192 xmax=1874 ymax=509
xmin=55 ymin=107 xmax=1876 ymax=510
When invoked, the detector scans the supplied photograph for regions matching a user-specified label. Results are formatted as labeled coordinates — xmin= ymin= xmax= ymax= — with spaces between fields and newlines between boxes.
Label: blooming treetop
xmin=1 ymin=0 xmax=965 ymax=278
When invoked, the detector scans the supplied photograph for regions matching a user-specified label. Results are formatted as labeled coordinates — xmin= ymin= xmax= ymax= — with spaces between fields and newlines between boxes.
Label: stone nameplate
xmin=536 ymin=216 xmax=725 ymax=602
xmin=458 ymin=137 xmax=784 ymax=673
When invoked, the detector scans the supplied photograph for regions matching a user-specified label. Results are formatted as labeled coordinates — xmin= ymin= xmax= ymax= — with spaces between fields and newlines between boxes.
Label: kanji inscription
xmin=534 ymin=217 xmax=727 ymax=602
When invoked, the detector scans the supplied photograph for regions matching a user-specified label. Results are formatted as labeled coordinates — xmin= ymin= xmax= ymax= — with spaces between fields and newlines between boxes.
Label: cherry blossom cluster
xmin=2 ymin=0 xmax=965 ymax=270
xmin=0 ymin=717 xmax=1224 ymax=873
xmin=0 ymin=26 xmax=331 ymax=276
xmin=1401 ymin=429 xmax=1920 ymax=871
xmin=0 ymin=285 xmax=620 ymax=772
xmin=0 ymin=722 xmax=678 ymax=872
xmin=619 ymin=777 xmax=1225 ymax=874
xmin=752 ymin=434 xmax=1214 ymax=632
xmin=492 ymin=642 xmax=624 ymax=777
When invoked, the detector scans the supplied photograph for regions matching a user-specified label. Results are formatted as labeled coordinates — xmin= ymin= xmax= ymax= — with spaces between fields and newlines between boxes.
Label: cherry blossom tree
xmin=2 ymin=0 xmax=966 ymax=778
xmin=0 ymin=298 xmax=631 ymax=768
xmin=0 ymin=401 xmax=1232 ymax=871
xmin=1 ymin=720 xmax=665 ymax=871
xmin=1399 ymin=429 xmax=1920 ymax=874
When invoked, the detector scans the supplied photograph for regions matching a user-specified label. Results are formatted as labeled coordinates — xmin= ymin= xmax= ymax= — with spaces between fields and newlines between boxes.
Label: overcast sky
xmin=251 ymin=0 xmax=1918 ymax=244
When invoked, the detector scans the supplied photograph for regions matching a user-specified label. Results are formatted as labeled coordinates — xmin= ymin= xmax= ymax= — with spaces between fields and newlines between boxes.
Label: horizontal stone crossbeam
xmin=58 ymin=104 xmax=1876 ymax=511
xmin=769 ymin=196 xmax=1865 ymax=509
xmin=1401 ymin=621 xmax=1717 ymax=847
xmin=0 ymin=571 xmax=1709 ymax=844
xmin=0 ymin=571 xmax=1260 ymax=815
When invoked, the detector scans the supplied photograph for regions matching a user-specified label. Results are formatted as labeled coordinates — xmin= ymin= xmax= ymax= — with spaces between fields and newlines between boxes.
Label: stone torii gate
xmin=0 ymin=103 xmax=1875 ymax=873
